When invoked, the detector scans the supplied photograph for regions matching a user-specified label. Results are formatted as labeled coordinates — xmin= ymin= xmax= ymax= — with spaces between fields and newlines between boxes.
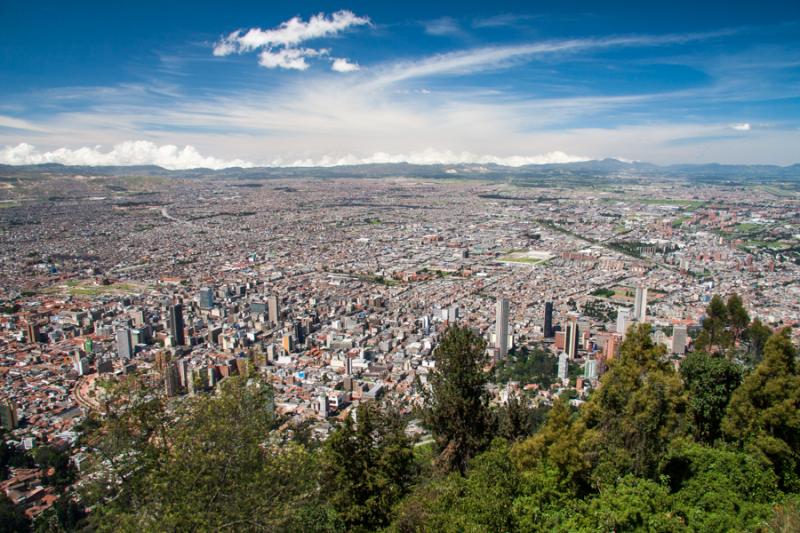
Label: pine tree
xmin=723 ymin=328 xmax=800 ymax=491
xmin=423 ymin=325 xmax=492 ymax=474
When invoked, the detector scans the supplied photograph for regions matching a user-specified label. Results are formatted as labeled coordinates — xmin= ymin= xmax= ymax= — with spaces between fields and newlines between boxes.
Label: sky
xmin=0 ymin=0 xmax=799 ymax=169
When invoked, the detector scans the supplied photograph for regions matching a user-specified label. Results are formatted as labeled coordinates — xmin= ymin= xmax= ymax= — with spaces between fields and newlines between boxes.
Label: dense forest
xmin=3 ymin=295 xmax=799 ymax=532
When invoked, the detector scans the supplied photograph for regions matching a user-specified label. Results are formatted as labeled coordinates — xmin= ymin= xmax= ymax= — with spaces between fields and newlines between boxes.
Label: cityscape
xmin=1 ymin=2 xmax=800 ymax=531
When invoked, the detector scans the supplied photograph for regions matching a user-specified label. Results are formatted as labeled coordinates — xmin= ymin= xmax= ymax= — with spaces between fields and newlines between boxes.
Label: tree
xmin=680 ymin=351 xmax=743 ymax=443
xmin=660 ymin=439 xmax=777 ymax=532
xmin=579 ymin=323 xmax=688 ymax=486
xmin=744 ymin=318 xmax=772 ymax=365
xmin=722 ymin=329 xmax=800 ymax=491
xmin=87 ymin=375 xmax=323 ymax=532
xmin=695 ymin=295 xmax=731 ymax=354
xmin=0 ymin=492 xmax=30 ymax=533
xmin=320 ymin=403 xmax=417 ymax=532
xmin=34 ymin=445 xmax=76 ymax=490
xmin=497 ymin=394 xmax=548 ymax=442
xmin=726 ymin=294 xmax=750 ymax=344
xmin=423 ymin=325 xmax=492 ymax=474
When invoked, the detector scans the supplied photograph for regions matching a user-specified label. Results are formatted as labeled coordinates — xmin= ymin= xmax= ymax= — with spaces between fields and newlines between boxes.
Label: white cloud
xmin=0 ymin=141 xmax=252 ymax=170
xmin=269 ymin=149 xmax=589 ymax=167
xmin=730 ymin=122 xmax=751 ymax=131
xmin=331 ymin=58 xmax=360 ymax=72
xmin=213 ymin=11 xmax=369 ymax=71
xmin=259 ymin=48 xmax=328 ymax=70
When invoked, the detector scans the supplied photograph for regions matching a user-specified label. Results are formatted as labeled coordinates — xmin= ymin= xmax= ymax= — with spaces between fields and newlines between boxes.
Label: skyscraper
xmin=0 ymin=400 xmax=17 ymax=430
xmin=672 ymin=325 xmax=688 ymax=355
xmin=566 ymin=318 xmax=579 ymax=359
xmin=268 ymin=294 xmax=280 ymax=325
xmin=496 ymin=298 xmax=509 ymax=358
xmin=116 ymin=327 xmax=133 ymax=359
xmin=544 ymin=301 xmax=554 ymax=338
xmin=169 ymin=303 xmax=185 ymax=346
xmin=634 ymin=286 xmax=648 ymax=322
xmin=616 ymin=308 xmax=631 ymax=336
xmin=557 ymin=352 xmax=569 ymax=381
xmin=199 ymin=287 xmax=214 ymax=310
xmin=26 ymin=321 xmax=40 ymax=344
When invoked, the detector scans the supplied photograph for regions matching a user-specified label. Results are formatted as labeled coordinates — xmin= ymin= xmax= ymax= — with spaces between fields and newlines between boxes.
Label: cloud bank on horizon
xmin=0 ymin=142 xmax=590 ymax=169
xmin=1 ymin=3 xmax=799 ymax=168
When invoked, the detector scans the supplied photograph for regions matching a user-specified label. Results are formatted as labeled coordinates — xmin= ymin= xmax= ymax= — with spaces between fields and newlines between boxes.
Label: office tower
xmin=0 ymin=400 xmax=18 ymax=430
xmin=496 ymin=298 xmax=509 ymax=358
xmin=634 ymin=286 xmax=648 ymax=322
xmin=199 ymin=287 xmax=214 ymax=310
xmin=268 ymin=295 xmax=280 ymax=325
xmin=616 ymin=308 xmax=631 ymax=336
xmin=544 ymin=301 xmax=554 ymax=338
xmin=584 ymin=359 xmax=599 ymax=380
xmin=169 ymin=303 xmax=186 ymax=346
xmin=26 ymin=322 xmax=40 ymax=344
xmin=282 ymin=333 xmax=294 ymax=353
xmin=421 ymin=315 xmax=431 ymax=335
xmin=672 ymin=325 xmax=688 ymax=355
xmin=557 ymin=352 xmax=569 ymax=381
xmin=318 ymin=393 xmax=329 ymax=418
xmin=448 ymin=305 xmax=458 ymax=323
xmin=165 ymin=362 xmax=180 ymax=397
xmin=116 ymin=327 xmax=133 ymax=359
xmin=345 ymin=356 xmax=353 ymax=377
xmin=605 ymin=334 xmax=620 ymax=361
xmin=566 ymin=318 xmax=579 ymax=359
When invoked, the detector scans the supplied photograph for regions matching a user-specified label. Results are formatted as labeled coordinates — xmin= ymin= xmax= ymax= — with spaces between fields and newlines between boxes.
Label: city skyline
xmin=1 ymin=1 xmax=800 ymax=168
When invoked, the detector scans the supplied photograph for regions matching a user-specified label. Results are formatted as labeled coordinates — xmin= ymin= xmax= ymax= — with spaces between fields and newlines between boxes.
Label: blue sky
xmin=1 ymin=0 xmax=799 ymax=168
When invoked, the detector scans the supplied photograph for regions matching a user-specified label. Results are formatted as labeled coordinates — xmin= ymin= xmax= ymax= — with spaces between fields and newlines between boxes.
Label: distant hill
xmin=1 ymin=159 xmax=799 ymax=183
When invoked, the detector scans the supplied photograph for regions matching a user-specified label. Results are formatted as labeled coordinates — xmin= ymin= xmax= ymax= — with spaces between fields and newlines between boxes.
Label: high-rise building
xmin=672 ymin=325 xmax=688 ymax=355
xmin=565 ymin=318 xmax=579 ymax=359
xmin=634 ymin=286 xmax=648 ymax=322
xmin=169 ymin=303 xmax=185 ymax=346
xmin=26 ymin=322 xmax=40 ymax=344
xmin=0 ymin=400 xmax=17 ymax=430
xmin=448 ymin=305 xmax=458 ymax=323
xmin=616 ymin=308 xmax=631 ymax=336
xmin=496 ymin=298 xmax=509 ymax=358
xmin=557 ymin=352 xmax=569 ymax=381
xmin=584 ymin=359 xmax=599 ymax=380
xmin=165 ymin=362 xmax=180 ymax=397
xmin=282 ymin=333 xmax=294 ymax=353
xmin=318 ymin=393 xmax=329 ymax=418
xmin=199 ymin=287 xmax=214 ymax=310
xmin=116 ymin=327 xmax=133 ymax=359
xmin=268 ymin=295 xmax=280 ymax=325
xmin=544 ymin=301 xmax=554 ymax=338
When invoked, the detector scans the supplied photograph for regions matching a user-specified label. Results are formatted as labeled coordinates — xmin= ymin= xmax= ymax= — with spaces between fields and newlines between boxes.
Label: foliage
xmin=680 ymin=351 xmax=743 ymax=443
xmin=0 ymin=492 xmax=30 ymax=533
xmin=722 ymin=328 xmax=800 ymax=491
xmin=320 ymin=403 xmax=418 ymax=532
xmin=423 ymin=325 xmax=492 ymax=474
xmin=86 ymin=375 xmax=322 ymax=532
xmin=497 ymin=395 xmax=549 ymax=442
xmin=494 ymin=346 xmax=555 ymax=388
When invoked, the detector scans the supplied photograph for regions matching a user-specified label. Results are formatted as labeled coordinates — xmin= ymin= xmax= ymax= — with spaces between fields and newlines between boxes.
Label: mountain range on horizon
xmin=3 ymin=158 xmax=800 ymax=181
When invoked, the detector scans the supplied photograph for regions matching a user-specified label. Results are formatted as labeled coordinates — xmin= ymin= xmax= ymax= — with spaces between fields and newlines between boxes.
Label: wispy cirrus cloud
xmin=213 ymin=10 xmax=369 ymax=71
xmin=365 ymin=29 xmax=737 ymax=88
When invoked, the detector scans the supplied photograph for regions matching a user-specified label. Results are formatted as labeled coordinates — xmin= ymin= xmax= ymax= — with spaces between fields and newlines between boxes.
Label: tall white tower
xmin=634 ymin=286 xmax=648 ymax=323
xmin=496 ymin=298 xmax=509 ymax=358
